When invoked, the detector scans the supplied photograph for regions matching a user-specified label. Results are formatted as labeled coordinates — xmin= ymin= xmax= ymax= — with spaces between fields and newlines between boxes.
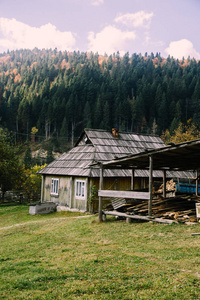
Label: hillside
xmin=0 ymin=48 xmax=200 ymax=150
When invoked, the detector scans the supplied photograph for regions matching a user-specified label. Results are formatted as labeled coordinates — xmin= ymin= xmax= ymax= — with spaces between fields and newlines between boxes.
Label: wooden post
xmin=102 ymin=214 xmax=107 ymax=221
xmin=196 ymin=169 xmax=199 ymax=196
xmin=99 ymin=164 xmax=104 ymax=222
xmin=131 ymin=169 xmax=135 ymax=190
xmin=89 ymin=179 xmax=93 ymax=213
xmin=70 ymin=178 xmax=73 ymax=208
xmin=85 ymin=178 xmax=89 ymax=212
xmin=148 ymin=156 xmax=153 ymax=216
xmin=163 ymin=170 xmax=166 ymax=198
xmin=126 ymin=217 xmax=132 ymax=223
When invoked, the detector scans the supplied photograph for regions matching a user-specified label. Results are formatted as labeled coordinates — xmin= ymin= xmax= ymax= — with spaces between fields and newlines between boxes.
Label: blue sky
xmin=0 ymin=0 xmax=200 ymax=59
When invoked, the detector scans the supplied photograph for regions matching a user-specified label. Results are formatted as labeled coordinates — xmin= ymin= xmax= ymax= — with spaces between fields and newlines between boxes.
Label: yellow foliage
xmin=31 ymin=127 xmax=38 ymax=135
xmin=161 ymin=129 xmax=171 ymax=144
xmin=23 ymin=164 xmax=46 ymax=201
xmin=161 ymin=119 xmax=200 ymax=144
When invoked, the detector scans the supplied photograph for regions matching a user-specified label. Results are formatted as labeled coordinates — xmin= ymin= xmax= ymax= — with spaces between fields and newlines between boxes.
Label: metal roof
xmin=39 ymin=128 xmax=194 ymax=178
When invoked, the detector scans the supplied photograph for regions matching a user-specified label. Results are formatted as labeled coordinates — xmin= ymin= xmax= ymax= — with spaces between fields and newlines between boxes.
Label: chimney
xmin=112 ymin=128 xmax=119 ymax=137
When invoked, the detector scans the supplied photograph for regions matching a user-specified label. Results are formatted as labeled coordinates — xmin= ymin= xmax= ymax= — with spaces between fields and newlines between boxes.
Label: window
xmin=51 ymin=178 xmax=59 ymax=195
xmin=75 ymin=180 xmax=86 ymax=199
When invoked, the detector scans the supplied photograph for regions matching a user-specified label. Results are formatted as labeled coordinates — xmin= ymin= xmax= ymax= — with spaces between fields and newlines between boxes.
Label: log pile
xmin=106 ymin=194 xmax=200 ymax=223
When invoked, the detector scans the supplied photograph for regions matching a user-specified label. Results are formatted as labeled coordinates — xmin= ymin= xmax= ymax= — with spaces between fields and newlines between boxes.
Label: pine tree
xmin=103 ymin=101 xmax=110 ymax=130
xmin=46 ymin=143 xmax=54 ymax=164
xmin=24 ymin=144 xmax=32 ymax=169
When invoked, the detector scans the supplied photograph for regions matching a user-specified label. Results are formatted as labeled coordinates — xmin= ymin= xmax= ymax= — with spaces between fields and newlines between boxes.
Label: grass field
xmin=0 ymin=205 xmax=200 ymax=299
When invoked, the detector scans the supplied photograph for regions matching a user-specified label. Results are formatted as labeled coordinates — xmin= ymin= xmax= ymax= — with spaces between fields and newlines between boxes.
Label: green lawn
xmin=0 ymin=205 xmax=200 ymax=299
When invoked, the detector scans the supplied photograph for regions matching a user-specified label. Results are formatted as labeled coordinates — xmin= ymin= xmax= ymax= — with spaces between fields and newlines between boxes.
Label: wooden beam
xmin=98 ymin=189 xmax=150 ymax=200
xmin=196 ymin=169 xmax=199 ymax=196
xmin=103 ymin=210 xmax=177 ymax=224
xmin=99 ymin=164 xmax=104 ymax=222
xmin=148 ymin=156 xmax=153 ymax=216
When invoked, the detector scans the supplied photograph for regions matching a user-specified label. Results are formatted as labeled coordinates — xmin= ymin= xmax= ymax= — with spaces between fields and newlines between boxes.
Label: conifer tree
xmin=24 ymin=144 xmax=32 ymax=169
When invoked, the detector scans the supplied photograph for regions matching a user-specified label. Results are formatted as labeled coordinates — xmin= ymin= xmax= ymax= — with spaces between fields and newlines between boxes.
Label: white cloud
xmin=114 ymin=11 xmax=154 ymax=28
xmin=0 ymin=18 xmax=76 ymax=53
xmin=87 ymin=25 xmax=136 ymax=55
xmin=165 ymin=39 xmax=200 ymax=60
xmin=91 ymin=0 xmax=104 ymax=6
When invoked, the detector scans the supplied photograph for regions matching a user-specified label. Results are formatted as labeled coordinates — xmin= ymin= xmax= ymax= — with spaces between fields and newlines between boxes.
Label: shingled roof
xmin=39 ymin=129 xmax=192 ymax=178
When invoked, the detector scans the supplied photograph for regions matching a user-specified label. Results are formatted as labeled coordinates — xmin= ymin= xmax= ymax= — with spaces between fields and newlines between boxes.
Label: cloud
xmin=87 ymin=25 xmax=136 ymax=55
xmin=87 ymin=10 xmax=155 ymax=55
xmin=91 ymin=0 xmax=104 ymax=6
xmin=114 ymin=11 xmax=154 ymax=28
xmin=165 ymin=39 xmax=200 ymax=60
xmin=0 ymin=18 xmax=76 ymax=53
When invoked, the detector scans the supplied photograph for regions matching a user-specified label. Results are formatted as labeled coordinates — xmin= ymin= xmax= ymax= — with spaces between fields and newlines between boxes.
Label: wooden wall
xmin=88 ymin=176 xmax=149 ymax=212
xmin=42 ymin=175 xmax=150 ymax=212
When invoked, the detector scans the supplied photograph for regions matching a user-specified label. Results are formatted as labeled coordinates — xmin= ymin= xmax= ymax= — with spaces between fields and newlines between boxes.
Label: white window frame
xmin=75 ymin=180 xmax=86 ymax=199
xmin=51 ymin=178 xmax=59 ymax=195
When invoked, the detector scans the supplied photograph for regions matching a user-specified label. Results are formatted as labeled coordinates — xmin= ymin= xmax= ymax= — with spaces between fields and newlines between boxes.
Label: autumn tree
xmin=161 ymin=119 xmax=200 ymax=144
xmin=22 ymin=164 xmax=46 ymax=202
xmin=31 ymin=126 xmax=38 ymax=144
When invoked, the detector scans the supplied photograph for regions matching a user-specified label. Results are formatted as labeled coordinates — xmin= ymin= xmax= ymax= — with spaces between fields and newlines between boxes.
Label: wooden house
xmin=38 ymin=128 xmax=192 ymax=212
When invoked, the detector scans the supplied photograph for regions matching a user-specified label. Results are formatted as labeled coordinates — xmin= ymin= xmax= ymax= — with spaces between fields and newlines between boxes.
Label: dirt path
xmin=0 ymin=215 xmax=92 ymax=231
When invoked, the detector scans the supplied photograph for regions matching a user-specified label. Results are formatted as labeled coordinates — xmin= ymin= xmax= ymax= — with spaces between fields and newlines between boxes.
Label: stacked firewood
xmin=107 ymin=194 xmax=200 ymax=223
xmin=155 ymin=179 xmax=176 ymax=193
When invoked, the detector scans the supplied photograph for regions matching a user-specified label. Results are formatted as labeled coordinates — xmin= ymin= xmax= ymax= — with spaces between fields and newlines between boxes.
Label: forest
xmin=1 ymin=48 xmax=200 ymax=202
xmin=1 ymin=48 xmax=200 ymax=152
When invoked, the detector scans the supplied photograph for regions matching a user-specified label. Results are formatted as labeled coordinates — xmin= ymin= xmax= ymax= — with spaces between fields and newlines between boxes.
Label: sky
xmin=0 ymin=0 xmax=200 ymax=59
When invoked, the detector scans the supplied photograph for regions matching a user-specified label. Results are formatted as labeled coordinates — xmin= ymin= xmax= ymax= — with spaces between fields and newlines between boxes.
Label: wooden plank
xmin=103 ymin=210 xmax=177 ymax=224
xmin=98 ymin=189 xmax=150 ymax=200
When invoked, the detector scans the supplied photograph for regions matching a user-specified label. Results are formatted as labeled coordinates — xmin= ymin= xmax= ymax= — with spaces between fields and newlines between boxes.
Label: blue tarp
xmin=176 ymin=183 xmax=200 ymax=194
